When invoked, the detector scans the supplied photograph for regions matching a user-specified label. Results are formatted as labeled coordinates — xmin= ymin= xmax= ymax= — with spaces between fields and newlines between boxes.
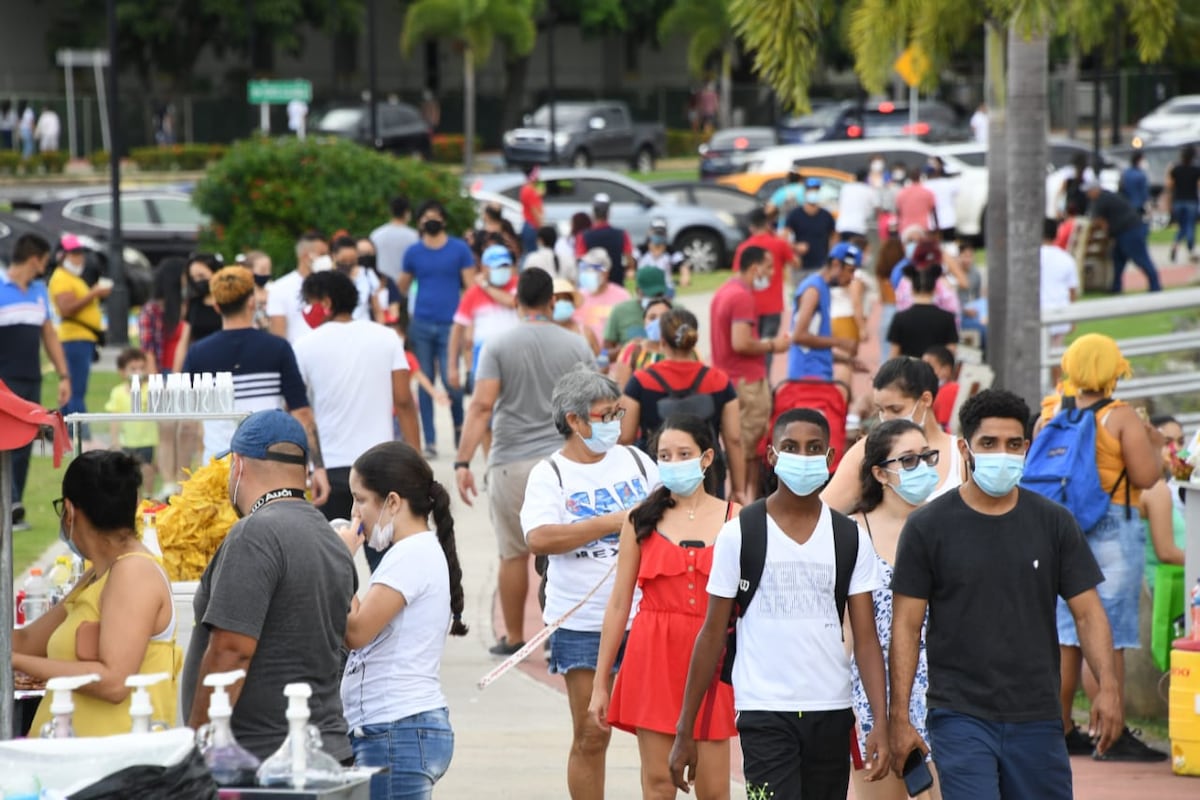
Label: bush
xmin=32 ymin=151 xmax=68 ymax=174
xmin=193 ymin=137 xmax=475 ymax=275
xmin=88 ymin=150 xmax=111 ymax=171
xmin=130 ymin=143 xmax=228 ymax=171
xmin=0 ymin=150 xmax=20 ymax=175
xmin=665 ymin=129 xmax=710 ymax=158
xmin=431 ymin=134 xmax=483 ymax=164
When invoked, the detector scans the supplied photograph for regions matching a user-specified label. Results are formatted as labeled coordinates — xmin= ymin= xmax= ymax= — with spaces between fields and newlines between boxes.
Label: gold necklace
xmin=687 ymin=495 xmax=702 ymax=520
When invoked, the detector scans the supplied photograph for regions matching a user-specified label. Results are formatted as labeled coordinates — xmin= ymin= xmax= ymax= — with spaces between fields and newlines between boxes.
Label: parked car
xmin=470 ymin=169 xmax=743 ymax=272
xmin=698 ymin=127 xmax=779 ymax=180
xmin=310 ymin=101 xmax=433 ymax=159
xmin=646 ymin=180 xmax=760 ymax=235
xmin=716 ymin=166 xmax=853 ymax=210
xmin=1132 ymin=96 xmax=1200 ymax=148
xmin=502 ymin=101 xmax=667 ymax=173
xmin=777 ymin=99 xmax=971 ymax=145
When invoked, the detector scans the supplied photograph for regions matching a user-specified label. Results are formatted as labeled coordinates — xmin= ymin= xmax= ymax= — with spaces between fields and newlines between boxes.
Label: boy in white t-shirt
xmin=670 ymin=408 xmax=891 ymax=799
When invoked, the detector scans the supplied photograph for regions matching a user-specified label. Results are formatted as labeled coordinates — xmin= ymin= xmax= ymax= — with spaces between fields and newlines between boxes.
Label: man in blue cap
xmin=783 ymin=176 xmax=837 ymax=286
xmin=183 ymin=409 xmax=356 ymax=763
xmin=788 ymin=241 xmax=863 ymax=383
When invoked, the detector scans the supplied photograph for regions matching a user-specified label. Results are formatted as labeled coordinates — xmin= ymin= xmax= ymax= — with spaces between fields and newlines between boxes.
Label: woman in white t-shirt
xmin=520 ymin=367 xmax=660 ymax=799
xmin=338 ymin=441 xmax=468 ymax=800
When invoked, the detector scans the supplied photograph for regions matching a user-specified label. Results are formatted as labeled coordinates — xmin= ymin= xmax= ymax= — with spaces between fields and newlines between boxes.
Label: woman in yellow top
xmin=1037 ymin=333 xmax=1165 ymax=760
xmin=48 ymin=235 xmax=111 ymax=422
xmin=13 ymin=450 xmax=179 ymax=736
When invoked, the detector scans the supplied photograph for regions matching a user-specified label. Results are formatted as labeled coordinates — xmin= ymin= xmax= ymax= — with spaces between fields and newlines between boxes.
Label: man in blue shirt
xmin=0 ymin=233 xmax=70 ymax=530
xmin=398 ymin=200 xmax=478 ymax=457
xmin=1119 ymin=151 xmax=1150 ymax=216
xmin=787 ymin=242 xmax=862 ymax=382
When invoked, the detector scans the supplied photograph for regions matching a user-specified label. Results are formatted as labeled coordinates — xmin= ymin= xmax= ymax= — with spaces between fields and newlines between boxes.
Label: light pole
xmin=106 ymin=0 xmax=127 ymax=346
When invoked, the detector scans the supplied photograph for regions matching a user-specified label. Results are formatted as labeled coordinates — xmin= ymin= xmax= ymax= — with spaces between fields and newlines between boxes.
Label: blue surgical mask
xmin=886 ymin=462 xmax=939 ymax=506
xmin=659 ymin=457 xmax=706 ymax=497
xmin=805 ymin=190 xmax=821 ymax=204
xmin=553 ymin=299 xmax=576 ymax=322
xmin=969 ymin=449 xmax=1026 ymax=497
xmin=579 ymin=270 xmax=601 ymax=293
xmin=644 ymin=317 xmax=662 ymax=342
xmin=488 ymin=267 xmax=512 ymax=287
xmin=773 ymin=450 xmax=830 ymax=497
xmin=59 ymin=514 xmax=83 ymax=560
xmin=650 ymin=234 xmax=667 ymax=246
xmin=904 ymin=241 xmax=917 ymax=259
xmin=581 ymin=419 xmax=621 ymax=454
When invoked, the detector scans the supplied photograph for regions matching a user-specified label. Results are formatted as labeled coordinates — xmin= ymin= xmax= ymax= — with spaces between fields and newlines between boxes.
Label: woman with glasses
xmin=13 ymin=450 xmax=178 ymax=736
xmin=823 ymin=357 xmax=962 ymax=513
xmin=849 ymin=419 xmax=942 ymax=800
xmin=522 ymin=367 xmax=661 ymax=799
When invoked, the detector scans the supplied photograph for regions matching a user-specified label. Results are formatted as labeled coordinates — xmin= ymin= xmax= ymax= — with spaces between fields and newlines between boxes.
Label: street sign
xmin=247 ymin=79 xmax=312 ymax=105
xmin=894 ymin=45 xmax=930 ymax=89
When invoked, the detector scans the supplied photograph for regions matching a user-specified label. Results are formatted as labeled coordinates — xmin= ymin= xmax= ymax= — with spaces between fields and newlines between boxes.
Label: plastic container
xmin=0 ymin=769 xmax=41 ymax=800
xmin=142 ymin=512 xmax=162 ymax=558
xmin=216 ymin=372 xmax=235 ymax=413
xmin=256 ymin=683 xmax=343 ymax=790
xmin=130 ymin=373 xmax=142 ymax=414
xmin=14 ymin=588 xmax=26 ymax=625
xmin=1170 ymin=639 xmax=1200 ymax=776
xmin=126 ymin=672 xmax=171 ymax=733
xmin=198 ymin=669 xmax=260 ymax=786
xmin=21 ymin=567 xmax=50 ymax=622
xmin=39 ymin=674 xmax=101 ymax=738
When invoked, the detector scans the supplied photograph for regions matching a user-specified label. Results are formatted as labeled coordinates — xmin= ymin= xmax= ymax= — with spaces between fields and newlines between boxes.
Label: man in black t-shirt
xmin=889 ymin=389 xmax=1122 ymax=800
xmin=784 ymin=178 xmax=836 ymax=277
xmin=1085 ymin=181 xmax=1162 ymax=294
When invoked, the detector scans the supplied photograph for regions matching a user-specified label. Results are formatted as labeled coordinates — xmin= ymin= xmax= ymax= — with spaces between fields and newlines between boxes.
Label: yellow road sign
xmin=894 ymin=45 xmax=930 ymax=88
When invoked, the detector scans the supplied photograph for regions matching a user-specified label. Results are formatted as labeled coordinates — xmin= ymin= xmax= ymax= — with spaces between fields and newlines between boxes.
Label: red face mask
xmin=302 ymin=302 xmax=329 ymax=328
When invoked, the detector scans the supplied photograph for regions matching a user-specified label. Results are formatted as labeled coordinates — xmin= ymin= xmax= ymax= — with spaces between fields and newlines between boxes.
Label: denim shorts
xmin=547 ymin=628 xmax=627 ymax=676
xmin=350 ymin=707 xmax=453 ymax=800
xmin=1056 ymin=502 xmax=1145 ymax=649
xmin=928 ymin=709 xmax=1072 ymax=800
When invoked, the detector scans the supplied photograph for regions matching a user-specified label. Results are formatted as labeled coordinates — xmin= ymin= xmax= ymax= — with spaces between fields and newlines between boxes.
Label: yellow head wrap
xmin=1060 ymin=333 xmax=1131 ymax=396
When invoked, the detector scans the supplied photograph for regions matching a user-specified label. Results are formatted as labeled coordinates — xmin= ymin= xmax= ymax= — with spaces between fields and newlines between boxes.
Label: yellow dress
xmin=29 ymin=553 xmax=181 ymax=737
xmin=47 ymin=268 xmax=102 ymax=343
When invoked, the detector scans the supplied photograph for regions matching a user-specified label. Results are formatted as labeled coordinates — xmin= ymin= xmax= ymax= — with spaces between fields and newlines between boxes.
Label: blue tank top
xmin=786 ymin=272 xmax=833 ymax=381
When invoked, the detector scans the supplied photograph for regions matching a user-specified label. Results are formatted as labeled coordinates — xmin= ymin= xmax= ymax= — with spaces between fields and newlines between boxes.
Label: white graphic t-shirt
xmin=707 ymin=504 xmax=883 ymax=711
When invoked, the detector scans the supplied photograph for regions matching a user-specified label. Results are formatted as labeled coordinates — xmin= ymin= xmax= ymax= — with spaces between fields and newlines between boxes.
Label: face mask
xmin=191 ymin=279 xmax=210 ymax=297
xmin=367 ymin=507 xmax=395 ymax=552
xmin=302 ymin=302 xmax=329 ymax=328
xmin=886 ymin=462 xmax=939 ymax=506
xmin=358 ymin=254 xmax=377 ymax=271
xmin=58 ymin=510 xmax=84 ymax=560
xmin=63 ymin=258 xmax=85 ymax=277
xmin=887 ymin=401 xmax=926 ymax=427
xmin=253 ymin=273 xmax=271 ymax=287
xmin=580 ymin=419 xmax=621 ymax=454
xmin=311 ymin=255 xmax=333 ymax=273
xmin=752 ymin=275 xmax=771 ymax=292
xmin=773 ymin=451 xmax=830 ymax=497
xmin=644 ymin=317 xmax=662 ymax=342
xmin=335 ymin=260 xmax=356 ymax=274
xmin=552 ymin=299 xmax=575 ymax=322
xmin=904 ymin=241 xmax=917 ymax=259
xmin=579 ymin=270 xmax=601 ymax=293
xmin=870 ymin=159 xmax=885 ymax=173
xmin=805 ymin=190 xmax=821 ymax=205
xmin=892 ymin=169 xmax=907 ymax=182
xmin=229 ymin=459 xmax=244 ymax=519
xmin=969 ymin=450 xmax=1026 ymax=498
xmin=422 ymin=219 xmax=445 ymax=236
xmin=650 ymin=234 xmax=667 ymax=246
xmin=488 ymin=267 xmax=512 ymax=287
xmin=659 ymin=457 xmax=706 ymax=497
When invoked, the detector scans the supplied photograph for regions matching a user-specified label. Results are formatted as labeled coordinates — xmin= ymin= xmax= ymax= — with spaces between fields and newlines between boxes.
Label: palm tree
xmin=659 ymin=0 xmax=736 ymax=128
xmin=726 ymin=0 xmax=832 ymax=114
xmin=401 ymin=0 xmax=537 ymax=170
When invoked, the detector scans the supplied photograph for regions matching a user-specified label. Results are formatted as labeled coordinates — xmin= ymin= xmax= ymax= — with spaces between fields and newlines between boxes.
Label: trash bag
xmin=69 ymin=745 xmax=218 ymax=800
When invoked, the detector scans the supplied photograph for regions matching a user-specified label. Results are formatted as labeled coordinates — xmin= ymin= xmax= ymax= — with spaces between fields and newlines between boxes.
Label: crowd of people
xmin=0 ymin=147 xmax=1189 ymax=800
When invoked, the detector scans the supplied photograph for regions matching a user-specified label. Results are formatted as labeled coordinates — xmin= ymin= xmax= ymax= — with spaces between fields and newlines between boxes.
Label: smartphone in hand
xmin=903 ymin=749 xmax=934 ymax=795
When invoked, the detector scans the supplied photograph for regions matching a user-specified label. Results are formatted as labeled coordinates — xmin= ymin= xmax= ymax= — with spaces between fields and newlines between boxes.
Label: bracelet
xmin=453 ymin=461 xmax=471 ymax=470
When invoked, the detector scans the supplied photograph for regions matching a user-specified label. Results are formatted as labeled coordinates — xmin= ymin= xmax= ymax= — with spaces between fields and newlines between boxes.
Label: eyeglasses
xmin=880 ymin=450 xmax=940 ymax=471
xmin=53 ymin=497 xmax=66 ymax=518
xmin=588 ymin=408 xmax=626 ymax=424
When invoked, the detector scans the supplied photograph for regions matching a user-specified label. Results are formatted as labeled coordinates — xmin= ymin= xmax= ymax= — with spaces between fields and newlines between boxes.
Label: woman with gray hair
xmin=520 ymin=365 xmax=661 ymax=799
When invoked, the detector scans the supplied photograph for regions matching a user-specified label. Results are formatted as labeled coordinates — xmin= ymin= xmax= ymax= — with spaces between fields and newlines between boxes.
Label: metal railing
xmin=1041 ymin=286 xmax=1200 ymax=424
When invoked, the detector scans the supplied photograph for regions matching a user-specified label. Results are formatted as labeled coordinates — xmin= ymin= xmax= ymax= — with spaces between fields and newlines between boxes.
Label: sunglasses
xmin=880 ymin=449 xmax=940 ymax=471
xmin=53 ymin=496 xmax=67 ymax=517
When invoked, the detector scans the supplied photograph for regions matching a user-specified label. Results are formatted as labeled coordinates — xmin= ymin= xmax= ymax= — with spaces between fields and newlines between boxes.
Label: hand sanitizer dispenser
xmin=197 ymin=669 xmax=261 ymax=787
xmin=125 ymin=671 xmax=171 ymax=733
xmin=256 ymin=682 xmax=343 ymax=789
xmin=40 ymin=673 xmax=101 ymax=738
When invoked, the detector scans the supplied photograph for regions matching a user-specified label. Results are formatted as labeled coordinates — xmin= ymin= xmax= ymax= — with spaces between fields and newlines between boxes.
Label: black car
xmin=311 ymin=102 xmax=433 ymax=159
xmin=646 ymin=180 xmax=760 ymax=236
xmin=698 ymin=127 xmax=779 ymax=180
xmin=778 ymin=99 xmax=970 ymax=145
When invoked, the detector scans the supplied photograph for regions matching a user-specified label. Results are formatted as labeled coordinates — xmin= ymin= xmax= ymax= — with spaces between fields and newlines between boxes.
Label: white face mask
xmin=63 ymin=258 xmax=85 ymax=277
xmin=311 ymin=254 xmax=333 ymax=273
xmin=367 ymin=503 xmax=396 ymax=551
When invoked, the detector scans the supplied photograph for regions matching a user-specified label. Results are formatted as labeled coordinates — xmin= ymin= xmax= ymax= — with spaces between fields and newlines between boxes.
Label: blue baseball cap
xmin=482 ymin=244 xmax=514 ymax=270
xmin=218 ymin=409 xmax=308 ymax=465
xmin=805 ymin=177 xmax=822 ymax=189
xmin=829 ymin=242 xmax=861 ymax=266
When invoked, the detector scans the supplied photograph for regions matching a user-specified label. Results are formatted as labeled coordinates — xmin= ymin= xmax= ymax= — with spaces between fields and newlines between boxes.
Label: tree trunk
xmin=463 ymin=46 xmax=476 ymax=172
xmin=501 ymin=50 xmax=532 ymax=134
xmin=1005 ymin=26 xmax=1049 ymax=407
xmin=1065 ymin=39 xmax=1079 ymax=140
xmin=983 ymin=21 xmax=1009 ymax=384
xmin=719 ymin=44 xmax=733 ymax=129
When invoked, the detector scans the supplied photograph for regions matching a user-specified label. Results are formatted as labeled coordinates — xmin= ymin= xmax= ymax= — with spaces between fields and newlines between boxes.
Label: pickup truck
xmin=502 ymin=101 xmax=667 ymax=173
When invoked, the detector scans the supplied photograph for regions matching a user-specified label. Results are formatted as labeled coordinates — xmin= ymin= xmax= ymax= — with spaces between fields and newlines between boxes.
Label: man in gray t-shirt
xmin=182 ymin=410 xmax=355 ymax=761
xmin=454 ymin=268 xmax=595 ymax=655
xmin=369 ymin=197 xmax=419 ymax=282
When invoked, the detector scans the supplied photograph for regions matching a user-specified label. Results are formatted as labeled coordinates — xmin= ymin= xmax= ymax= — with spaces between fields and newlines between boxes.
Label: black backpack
xmin=645 ymin=364 xmax=717 ymax=431
xmin=719 ymin=500 xmax=860 ymax=684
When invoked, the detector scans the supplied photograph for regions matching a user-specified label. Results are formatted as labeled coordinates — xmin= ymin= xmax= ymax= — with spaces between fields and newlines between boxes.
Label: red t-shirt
xmin=519 ymin=183 xmax=543 ymax=226
xmin=709 ymin=278 xmax=766 ymax=383
xmin=895 ymin=183 xmax=937 ymax=233
xmin=932 ymin=380 xmax=959 ymax=431
xmin=624 ymin=359 xmax=738 ymax=441
xmin=734 ymin=231 xmax=794 ymax=316
xmin=405 ymin=350 xmax=420 ymax=374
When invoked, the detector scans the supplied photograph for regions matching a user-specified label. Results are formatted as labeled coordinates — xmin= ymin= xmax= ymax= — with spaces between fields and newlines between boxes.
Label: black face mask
xmin=359 ymin=254 xmax=377 ymax=271
xmin=191 ymin=279 xmax=210 ymax=298
xmin=253 ymin=273 xmax=271 ymax=287
xmin=335 ymin=260 xmax=357 ymax=274
xmin=422 ymin=219 xmax=445 ymax=236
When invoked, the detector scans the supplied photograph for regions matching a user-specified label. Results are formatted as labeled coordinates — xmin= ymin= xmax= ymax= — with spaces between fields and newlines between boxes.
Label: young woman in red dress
xmin=589 ymin=414 xmax=737 ymax=799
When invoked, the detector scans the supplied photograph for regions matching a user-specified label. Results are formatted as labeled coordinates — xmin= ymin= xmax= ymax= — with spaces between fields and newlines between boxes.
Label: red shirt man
xmin=519 ymin=167 xmax=543 ymax=228
xmin=732 ymin=210 xmax=796 ymax=324
xmin=895 ymin=173 xmax=938 ymax=234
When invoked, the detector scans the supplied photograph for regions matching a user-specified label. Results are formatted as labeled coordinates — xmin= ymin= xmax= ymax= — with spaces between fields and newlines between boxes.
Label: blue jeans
xmin=350 ymin=708 xmax=454 ymax=800
xmin=1173 ymin=200 xmax=1198 ymax=252
xmin=62 ymin=340 xmax=95 ymax=438
xmin=928 ymin=709 xmax=1072 ymax=800
xmin=407 ymin=317 xmax=464 ymax=449
xmin=4 ymin=377 xmax=40 ymax=506
xmin=1056 ymin=502 xmax=1144 ymax=648
xmin=1111 ymin=224 xmax=1161 ymax=293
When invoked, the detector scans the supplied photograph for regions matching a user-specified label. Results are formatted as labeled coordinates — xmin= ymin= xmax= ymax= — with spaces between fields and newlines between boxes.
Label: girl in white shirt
xmin=339 ymin=441 xmax=468 ymax=800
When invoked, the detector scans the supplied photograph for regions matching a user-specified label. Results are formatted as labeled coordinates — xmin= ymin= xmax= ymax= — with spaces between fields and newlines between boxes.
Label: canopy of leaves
xmin=401 ymin=0 xmax=538 ymax=65
xmin=659 ymin=0 xmax=734 ymax=77
xmin=727 ymin=0 xmax=839 ymax=113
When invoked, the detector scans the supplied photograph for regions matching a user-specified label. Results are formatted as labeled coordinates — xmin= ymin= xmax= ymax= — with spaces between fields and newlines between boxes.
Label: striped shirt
xmin=0 ymin=271 xmax=51 ymax=381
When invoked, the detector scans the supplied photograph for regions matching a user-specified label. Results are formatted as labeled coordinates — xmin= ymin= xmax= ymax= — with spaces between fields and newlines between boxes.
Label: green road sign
xmin=247 ymin=79 xmax=312 ymax=105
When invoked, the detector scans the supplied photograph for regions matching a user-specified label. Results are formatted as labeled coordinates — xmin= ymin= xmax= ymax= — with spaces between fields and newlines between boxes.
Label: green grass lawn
xmin=629 ymin=167 xmax=699 ymax=184
xmin=13 ymin=369 xmax=122 ymax=575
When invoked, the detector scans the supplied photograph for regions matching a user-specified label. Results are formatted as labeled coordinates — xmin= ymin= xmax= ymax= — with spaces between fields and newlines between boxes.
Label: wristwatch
xmin=453 ymin=461 xmax=471 ymax=470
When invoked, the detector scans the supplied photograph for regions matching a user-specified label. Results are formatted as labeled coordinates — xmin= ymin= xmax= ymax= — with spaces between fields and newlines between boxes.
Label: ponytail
xmin=630 ymin=485 xmax=675 ymax=543
xmin=430 ymin=481 xmax=468 ymax=636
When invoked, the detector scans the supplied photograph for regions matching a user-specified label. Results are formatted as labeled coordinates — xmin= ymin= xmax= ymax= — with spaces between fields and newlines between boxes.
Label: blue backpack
xmin=1021 ymin=397 xmax=1126 ymax=532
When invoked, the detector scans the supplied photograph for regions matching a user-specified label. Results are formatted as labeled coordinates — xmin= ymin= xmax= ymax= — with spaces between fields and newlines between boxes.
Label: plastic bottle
xmin=147 ymin=373 xmax=163 ymax=414
xmin=39 ymin=674 xmax=101 ymax=738
xmin=256 ymin=683 xmax=343 ymax=789
xmin=21 ymin=568 xmax=50 ymax=622
xmin=14 ymin=588 xmax=26 ymax=625
xmin=0 ymin=770 xmax=41 ymax=800
xmin=1191 ymin=578 xmax=1200 ymax=641
xmin=130 ymin=373 xmax=142 ymax=414
xmin=126 ymin=672 xmax=171 ymax=733
xmin=142 ymin=512 xmax=162 ymax=558
xmin=48 ymin=555 xmax=73 ymax=605
xmin=596 ymin=348 xmax=610 ymax=373
xmin=196 ymin=669 xmax=261 ymax=786
xmin=216 ymin=372 xmax=235 ymax=413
